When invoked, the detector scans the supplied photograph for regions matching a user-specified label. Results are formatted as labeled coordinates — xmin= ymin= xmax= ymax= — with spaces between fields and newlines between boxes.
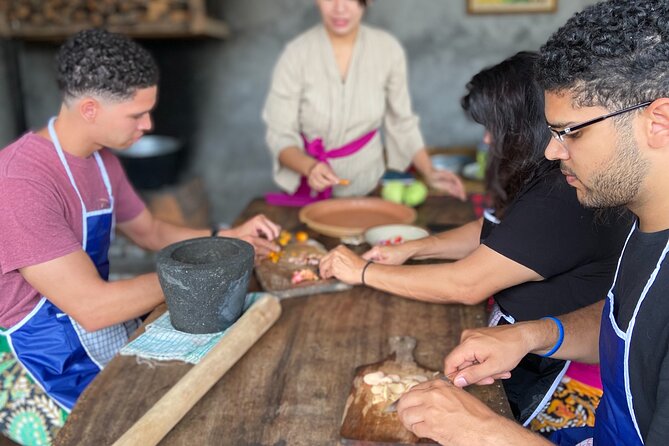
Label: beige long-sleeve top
xmin=262 ymin=24 xmax=425 ymax=196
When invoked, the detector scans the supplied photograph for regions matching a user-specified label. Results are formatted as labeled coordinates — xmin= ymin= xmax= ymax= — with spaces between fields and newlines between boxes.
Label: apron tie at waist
xmin=265 ymin=129 xmax=377 ymax=207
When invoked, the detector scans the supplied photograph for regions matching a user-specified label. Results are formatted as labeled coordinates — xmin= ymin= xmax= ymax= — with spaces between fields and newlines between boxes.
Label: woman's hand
xmin=362 ymin=243 xmax=415 ymax=265
xmin=319 ymin=245 xmax=367 ymax=284
xmin=426 ymin=169 xmax=467 ymax=201
xmin=411 ymin=149 xmax=467 ymax=201
xmin=307 ymin=162 xmax=341 ymax=192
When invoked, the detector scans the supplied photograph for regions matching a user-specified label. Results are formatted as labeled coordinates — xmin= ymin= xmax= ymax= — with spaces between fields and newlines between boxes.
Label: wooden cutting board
xmin=340 ymin=336 xmax=438 ymax=445
xmin=340 ymin=337 xmax=513 ymax=445
xmin=255 ymin=239 xmax=352 ymax=299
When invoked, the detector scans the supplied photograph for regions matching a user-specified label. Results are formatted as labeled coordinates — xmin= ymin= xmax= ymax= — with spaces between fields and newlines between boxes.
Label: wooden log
xmin=111 ymin=295 xmax=282 ymax=446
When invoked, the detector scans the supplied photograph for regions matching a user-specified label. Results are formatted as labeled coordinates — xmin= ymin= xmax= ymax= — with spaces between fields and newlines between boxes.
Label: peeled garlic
xmin=407 ymin=374 xmax=429 ymax=383
xmin=363 ymin=371 xmax=386 ymax=386
xmin=372 ymin=395 xmax=385 ymax=405
xmin=362 ymin=370 xmax=432 ymax=406
xmin=387 ymin=374 xmax=401 ymax=383
xmin=388 ymin=383 xmax=405 ymax=394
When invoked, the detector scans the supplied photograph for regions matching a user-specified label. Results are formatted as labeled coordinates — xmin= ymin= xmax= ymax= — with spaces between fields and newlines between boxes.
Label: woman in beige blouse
xmin=263 ymin=0 xmax=465 ymax=205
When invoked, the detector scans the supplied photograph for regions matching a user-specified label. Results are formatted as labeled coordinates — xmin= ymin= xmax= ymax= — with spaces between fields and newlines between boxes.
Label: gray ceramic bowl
xmin=156 ymin=237 xmax=254 ymax=334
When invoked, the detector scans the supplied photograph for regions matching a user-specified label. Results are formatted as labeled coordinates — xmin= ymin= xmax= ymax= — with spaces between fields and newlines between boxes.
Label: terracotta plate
xmin=299 ymin=198 xmax=417 ymax=238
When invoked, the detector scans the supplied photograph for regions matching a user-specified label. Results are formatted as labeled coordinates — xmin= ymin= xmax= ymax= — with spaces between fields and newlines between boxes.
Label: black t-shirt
xmin=611 ymin=225 xmax=669 ymax=444
xmin=481 ymin=169 xmax=632 ymax=321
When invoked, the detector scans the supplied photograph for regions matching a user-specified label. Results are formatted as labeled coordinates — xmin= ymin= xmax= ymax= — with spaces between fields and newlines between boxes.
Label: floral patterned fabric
xmin=530 ymin=376 xmax=602 ymax=434
xmin=0 ymin=335 xmax=67 ymax=446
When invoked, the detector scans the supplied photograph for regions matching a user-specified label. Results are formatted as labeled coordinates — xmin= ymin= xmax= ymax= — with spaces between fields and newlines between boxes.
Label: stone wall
xmin=0 ymin=0 xmax=599 ymax=224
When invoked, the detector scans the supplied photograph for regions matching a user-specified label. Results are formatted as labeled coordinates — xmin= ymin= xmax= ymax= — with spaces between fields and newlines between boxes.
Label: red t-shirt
xmin=0 ymin=133 xmax=145 ymax=328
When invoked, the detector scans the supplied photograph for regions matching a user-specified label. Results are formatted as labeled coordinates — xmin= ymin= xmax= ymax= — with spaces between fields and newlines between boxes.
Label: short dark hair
xmin=462 ymin=51 xmax=554 ymax=214
xmin=538 ymin=0 xmax=669 ymax=110
xmin=56 ymin=28 xmax=159 ymax=104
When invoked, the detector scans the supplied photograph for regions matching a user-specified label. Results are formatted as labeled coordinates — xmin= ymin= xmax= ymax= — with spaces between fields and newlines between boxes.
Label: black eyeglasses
xmin=548 ymin=100 xmax=653 ymax=143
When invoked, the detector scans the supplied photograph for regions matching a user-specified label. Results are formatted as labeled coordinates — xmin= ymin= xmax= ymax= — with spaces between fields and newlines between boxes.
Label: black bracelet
xmin=361 ymin=260 xmax=373 ymax=286
xmin=211 ymin=225 xmax=219 ymax=237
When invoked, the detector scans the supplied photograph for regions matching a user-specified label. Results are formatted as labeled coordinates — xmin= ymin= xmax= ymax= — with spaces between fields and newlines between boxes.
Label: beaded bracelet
xmin=361 ymin=260 xmax=373 ymax=286
xmin=211 ymin=225 xmax=219 ymax=237
xmin=541 ymin=316 xmax=564 ymax=358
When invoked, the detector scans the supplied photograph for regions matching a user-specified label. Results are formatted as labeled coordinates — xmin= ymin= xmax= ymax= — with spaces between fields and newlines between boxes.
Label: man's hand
xmin=307 ymin=162 xmax=341 ymax=192
xmin=445 ymin=322 xmax=548 ymax=387
xmin=397 ymin=379 xmax=549 ymax=446
xmin=229 ymin=214 xmax=281 ymax=241
xmin=362 ymin=243 xmax=415 ymax=265
xmin=319 ymin=245 xmax=367 ymax=284
xmin=223 ymin=214 xmax=281 ymax=258
xmin=426 ymin=169 xmax=467 ymax=201
xmin=397 ymin=380 xmax=502 ymax=445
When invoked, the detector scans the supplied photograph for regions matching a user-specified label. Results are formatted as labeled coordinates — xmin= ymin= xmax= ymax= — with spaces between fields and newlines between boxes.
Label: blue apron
xmin=551 ymin=222 xmax=653 ymax=445
xmin=3 ymin=118 xmax=139 ymax=412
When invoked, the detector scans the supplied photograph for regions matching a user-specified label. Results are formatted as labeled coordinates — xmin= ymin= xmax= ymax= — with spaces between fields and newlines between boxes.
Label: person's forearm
xmin=278 ymin=146 xmax=317 ymax=176
xmin=411 ymin=219 xmax=483 ymax=261
xmin=140 ymin=220 xmax=208 ymax=251
xmin=525 ymin=300 xmax=604 ymax=363
xmin=72 ymin=273 xmax=164 ymax=331
xmin=463 ymin=416 xmax=553 ymax=446
xmin=363 ymin=263 xmax=486 ymax=305
xmin=119 ymin=209 xmax=209 ymax=252
xmin=411 ymin=148 xmax=433 ymax=178
xmin=490 ymin=419 xmax=553 ymax=446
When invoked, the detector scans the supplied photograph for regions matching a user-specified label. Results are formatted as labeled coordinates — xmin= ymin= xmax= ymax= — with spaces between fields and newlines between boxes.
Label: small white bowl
xmin=462 ymin=162 xmax=483 ymax=180
xmin=430 ymin=154 xmax=473 ymax=174
xmin=364 ymin=224 xmax=430 ymax=246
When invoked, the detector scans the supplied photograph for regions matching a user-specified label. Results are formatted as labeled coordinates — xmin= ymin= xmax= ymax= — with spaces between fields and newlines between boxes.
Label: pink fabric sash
xmin=265 ymin=129 xmax=377 ymax=207
xmin=565 ymin=362 xmax=602 ymax=390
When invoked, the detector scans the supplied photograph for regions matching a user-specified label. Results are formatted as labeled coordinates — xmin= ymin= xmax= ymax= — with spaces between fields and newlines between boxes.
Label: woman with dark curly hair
xmin=321 ymin=51 xmax=631 ymax=431
xmin=392 ymin=1 xmax=669 ymax=445
xmin=263 ymin=0 xmax=465 ymax=206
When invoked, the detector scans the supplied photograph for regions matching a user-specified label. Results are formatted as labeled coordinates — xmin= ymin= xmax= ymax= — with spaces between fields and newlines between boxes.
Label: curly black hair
xmin=462 ymin=52 xmax=555 ymax=215
xmin=56 ymin=28 xmax=159 ymax=103
xmin=538 ymin=0 xmax=669 ymax=109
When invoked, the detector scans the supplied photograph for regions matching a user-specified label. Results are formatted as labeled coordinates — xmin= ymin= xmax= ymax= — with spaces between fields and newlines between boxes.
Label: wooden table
xmin=55 ymin=196 xmax=511 ymax=446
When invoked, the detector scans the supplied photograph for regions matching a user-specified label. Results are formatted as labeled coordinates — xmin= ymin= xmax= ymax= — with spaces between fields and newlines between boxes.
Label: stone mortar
xmin=156 ymin=237 xmax=254 ymax=334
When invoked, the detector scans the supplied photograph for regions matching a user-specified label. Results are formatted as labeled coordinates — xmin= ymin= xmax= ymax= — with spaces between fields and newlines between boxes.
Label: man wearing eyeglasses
xmin=395 ymin=1 xmax=669 ymax=445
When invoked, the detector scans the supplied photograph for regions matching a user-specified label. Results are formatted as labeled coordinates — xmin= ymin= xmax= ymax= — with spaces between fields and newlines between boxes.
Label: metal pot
xmin=117 ymin=135 xmax=182 ymax=190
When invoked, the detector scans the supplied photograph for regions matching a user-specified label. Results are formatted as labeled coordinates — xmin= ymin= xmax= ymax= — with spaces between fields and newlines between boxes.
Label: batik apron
xmin=3 ymin=118 xmax=140 ymax=413
xmin=265 ymin=129 xmax=377 ymax=207
xmin=551 ymin=221 xmax=651 ymax=445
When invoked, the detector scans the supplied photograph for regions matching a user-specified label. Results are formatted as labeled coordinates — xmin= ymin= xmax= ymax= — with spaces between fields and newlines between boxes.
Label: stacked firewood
xmin=6 ymin=0 xmax=193 ymax=28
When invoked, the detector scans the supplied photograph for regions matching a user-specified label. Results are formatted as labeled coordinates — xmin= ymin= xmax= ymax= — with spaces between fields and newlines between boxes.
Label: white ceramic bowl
xmin=364 ymin=224 xmax=430 ymax=246
xmin=462 ymin=162 xmax=483 ymax=180
xmin=430 ymin=154 xmax=473 ymax=174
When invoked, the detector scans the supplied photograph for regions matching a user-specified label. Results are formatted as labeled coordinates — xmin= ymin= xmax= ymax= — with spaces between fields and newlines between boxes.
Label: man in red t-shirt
xmin=0 ymin=29 xmax=280 ymax=444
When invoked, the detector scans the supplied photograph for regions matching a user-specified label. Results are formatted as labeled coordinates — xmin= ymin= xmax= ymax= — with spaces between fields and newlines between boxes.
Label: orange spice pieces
xmin=278 ymin=230 xmax=292 ymax=247
xmin=268 ymin=250 xmax=283 ymax=263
